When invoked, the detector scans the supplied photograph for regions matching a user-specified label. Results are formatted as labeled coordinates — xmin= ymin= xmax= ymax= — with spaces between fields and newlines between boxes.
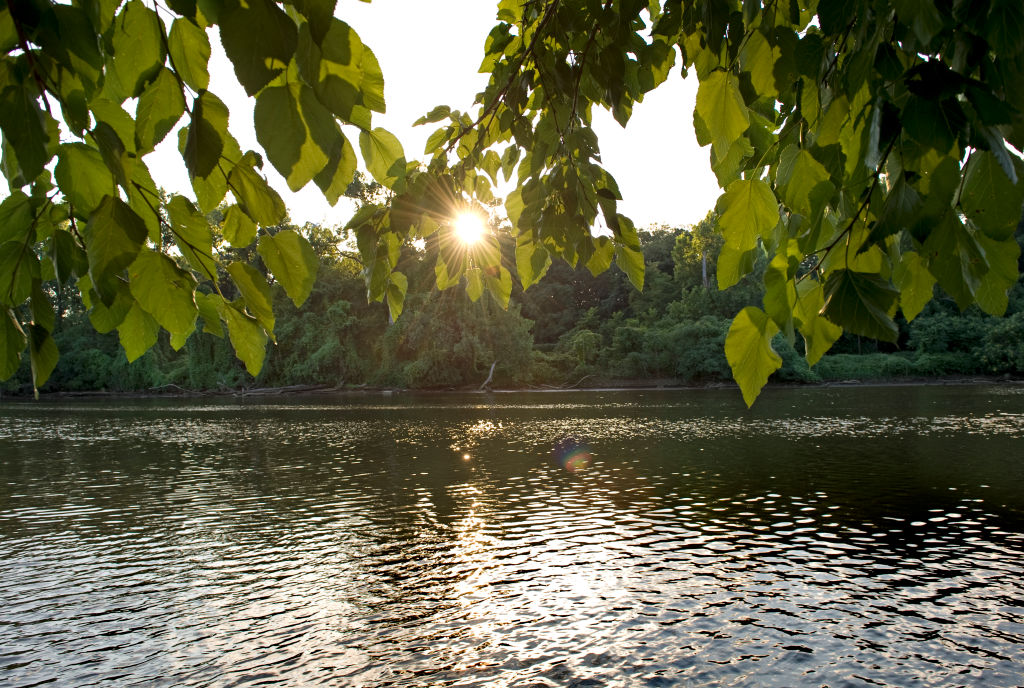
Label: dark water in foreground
xmin=1 ymin=385 xmax=1023 ymax=687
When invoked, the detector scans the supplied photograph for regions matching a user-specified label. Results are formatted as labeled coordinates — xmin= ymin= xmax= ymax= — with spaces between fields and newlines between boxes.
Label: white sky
xmin=149 ymin=1 xmax=721 ymax=230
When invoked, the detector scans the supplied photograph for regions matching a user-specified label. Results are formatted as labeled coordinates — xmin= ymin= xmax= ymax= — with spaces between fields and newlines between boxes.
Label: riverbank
xmin=2 ymin=374 xmax=1019 ymax=401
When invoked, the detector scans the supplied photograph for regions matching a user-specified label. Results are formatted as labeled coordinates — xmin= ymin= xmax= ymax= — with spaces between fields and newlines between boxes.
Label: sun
xmin=454 ymin=212 xmax=486 ymax=245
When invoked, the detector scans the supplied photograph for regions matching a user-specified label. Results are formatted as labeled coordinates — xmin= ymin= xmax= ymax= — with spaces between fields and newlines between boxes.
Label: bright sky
xmin=150 ymin=2 xmax=721 ymax=231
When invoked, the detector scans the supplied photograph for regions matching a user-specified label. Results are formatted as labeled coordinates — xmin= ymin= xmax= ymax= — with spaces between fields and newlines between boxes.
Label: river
xmin=1 ymin=384 xmax=1023 ymax=686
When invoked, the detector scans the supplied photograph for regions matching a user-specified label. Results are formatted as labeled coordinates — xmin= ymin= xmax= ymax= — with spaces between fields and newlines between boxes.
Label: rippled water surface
xmin=2 ymin=385 xmax=1024 ymax=687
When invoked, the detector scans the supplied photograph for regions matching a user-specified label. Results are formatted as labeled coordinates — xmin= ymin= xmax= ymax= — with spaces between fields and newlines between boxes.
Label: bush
xmin=980 ymin=312 xmax=1024 ymax=373
xmin=813 ymin=353 xmax=918 ymax=380
xmin=670 ymin=316 xmax=732 ymax=382
xmin=908 ymin=311 xmax=988 ymax=354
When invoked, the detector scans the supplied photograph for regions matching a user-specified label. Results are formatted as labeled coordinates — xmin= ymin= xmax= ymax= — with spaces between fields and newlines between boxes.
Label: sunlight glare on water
xmin=1 ymin=385 xmax=1023 ymax=686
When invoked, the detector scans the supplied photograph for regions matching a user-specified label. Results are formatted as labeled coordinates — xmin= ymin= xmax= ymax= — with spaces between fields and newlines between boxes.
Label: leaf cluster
xmin=0 ymin=0 xmax=396 ymax=391
xmin=419 ymin=0 xmax=1024 ymax=405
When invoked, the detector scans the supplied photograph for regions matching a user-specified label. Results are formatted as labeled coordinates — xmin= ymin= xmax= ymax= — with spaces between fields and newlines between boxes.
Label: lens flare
xmin=454 ymin=212 xmax=486 ymax=245
xmin=552 ymin=437 xmax=592 ymax=472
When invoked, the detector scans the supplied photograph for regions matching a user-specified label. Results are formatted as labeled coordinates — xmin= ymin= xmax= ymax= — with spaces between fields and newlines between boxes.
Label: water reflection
xmin=1 ymin=385 xmax=1023 ymax=686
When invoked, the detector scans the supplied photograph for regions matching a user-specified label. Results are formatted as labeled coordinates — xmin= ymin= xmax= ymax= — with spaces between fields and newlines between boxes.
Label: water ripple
xmin=1 ymin=386 xmax=1023 ymax=686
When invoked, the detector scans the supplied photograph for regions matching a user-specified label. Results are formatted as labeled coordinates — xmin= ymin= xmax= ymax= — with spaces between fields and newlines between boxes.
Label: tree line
xmin=4 ymin=202 xmax=1021 ymax=396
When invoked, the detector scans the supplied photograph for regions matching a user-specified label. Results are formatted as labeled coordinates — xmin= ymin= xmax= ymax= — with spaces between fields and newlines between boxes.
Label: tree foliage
xmin=1 ymin=0 xmax=1023 ymax=404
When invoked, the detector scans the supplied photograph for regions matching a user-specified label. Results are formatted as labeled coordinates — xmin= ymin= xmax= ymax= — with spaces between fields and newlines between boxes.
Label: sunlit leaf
xmin=168 ymin=18 xmax=210 ymax=91
xmin=258 ymin=230 xmax=318 ymax=307
xmin=226 ymin=261 xmax=275 ymax=334
xmin=219 ymin=301 xmax=268 ymax=376
xmin=223 ymin=204 xmax=257 ymax=248
xmin=794 ymin=280 xmax=843 ymax=365
xmin=695 ymin=70 xmax=749 ymax=157
xmin=716 ymin=179 xmax=778 ymax=251
xmin=725 ymin=306 xmax=782 ymax=407
xmin=136 ymin=68 xmax=185 ymax=153
xmin=118 ymin=301 xmax=159 ymax=362
xmin=359 ymin=128 xmax=406 ymax=190
xmin=128 ymin=251 xmax=198 ymax=337
xmin=892 ymin=251 xmax=936 ymax=322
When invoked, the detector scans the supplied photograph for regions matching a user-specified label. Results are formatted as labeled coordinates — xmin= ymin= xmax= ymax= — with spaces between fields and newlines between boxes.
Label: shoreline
xmin=3 ymin=375 xmax=1020 ymax=402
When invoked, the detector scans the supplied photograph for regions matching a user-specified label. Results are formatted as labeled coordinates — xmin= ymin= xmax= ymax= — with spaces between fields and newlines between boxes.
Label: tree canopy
xmin=2 ymin=0 xmax=1023 ymax=404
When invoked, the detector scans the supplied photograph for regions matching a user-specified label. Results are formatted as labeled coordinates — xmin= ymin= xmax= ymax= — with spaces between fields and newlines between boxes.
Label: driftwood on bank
xmin=527 ymin=375 xmax=594 ymax=391
xmin=232 ymin=384 xmax=338 ymax=397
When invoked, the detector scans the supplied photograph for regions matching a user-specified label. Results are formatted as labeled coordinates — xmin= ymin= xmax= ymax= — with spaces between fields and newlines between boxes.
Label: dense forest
xmin=4 ymin=181 xmax=1023 ymax=396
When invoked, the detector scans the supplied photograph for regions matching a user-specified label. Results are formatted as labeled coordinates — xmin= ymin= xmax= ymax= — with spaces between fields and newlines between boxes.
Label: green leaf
xmin=892 ymin=250 xmax=936 ymax=322
xmin=313 ymin=130 xmax=357 ymax=205
xmin=822 ymin=269 xmax=899 ymax=342
xmin=902 ymin=96 xmax=966 ymax=153
xmin=0 ymin=241 xmax=37 ymax=307
xmin=716 ymin=179 xmax=778 ymax=251
xmin=975 ymin=233 xmax=1020 ymax=316
xmin=465 ymin=267 xmax=483 ymax=301
xmin=229 ymin=153 xmax=287 ymax=226
xmin=90 ymin=121 xmax=131 ymax=192
xmin=386 ymin=270 xmax=408 ymax=320
xmin=0 ymin=191 xmax=34 ymax=244
xmin=776 ymin=146 xmax=832 ymax=218
xmin=135 ymin=68 xmax=185 ymax=153
xmin=128 ymin=250 xmax=198 ymax=336
xmin=226 ymin=261 xmax=275 ymax=334
xmin=0 ymin=308 xmax=25 ymax=380
xmin=255 ymin=84 xmax=331 ymax=191
xmin=90 ymin=98 xmax=137 ymax=155
xmin=183 ymin=91 xmax=227 ymax=180
xmin=219 ymin=301 xmax=268 ymax=375
xmin=868 ymin=173 xmax=923 ymax=246
xmin=107 ymin=0 xmax=163 ymax=101
xmin=960 ymin=151 xmax=1024 ymax=241
xmin=695 ymin=70 xmax=749 ymax=157
xmin=223 ymin=204 xmax=257 ymax=248
xmin=740 ymin=30 xmax=778 ymax=99
xmin=80 ymin=274 xmax=133 ymax=332
xmin=118 ymin=301 xmax=159 ymax=362
xmin=28 ymin=324 xmax=58 ymax=391
xmin=359 ymin=128 xmax=406 ymax=190
xmin=414 ymin=105 xmax=451 ymax=126
xmin=0 ymin=67 xmax=54 ymax=179
xmin=484 ymin=265 xmax=513 ymax=309
xmin=166 ymin=195 xmax=216 ymax=281
xmin=51 ymin=230 xmax=88 ymax=284
xmin=168 ymin=18 xmax=210 ymax=91
xmin=763 ymin=252 xmax=796 ymax=339
xmin=291 ymin=0 xmax=337 ymax=44
xmin=584 ymin=236 xmax=613 ymax=277
xmin=794 ymin=280 xmax=843 ymax=365
xmin=30 ymin=282 xmax=55 ymax=332
xmin=85 ymin=196 xmax=149 ymax=305
xmin=615 ymin=243 xmax=645 ymax=290
xmin=725 ymin=306 xmax=782 ymax=408
xmin=193 ymin=293 xmax=223 ymax=339
xmin=55 ymin=143 xmax=115 ymax=216
xmin=717 ymin=244 xmax=756 ymax=290
xmin=922 ymin=212 xmax=987 ymax=309
xmin=219 ymin=0 xmax=297 ymax=96
xmin=257 ymin=229 xmax=318 ymax=307
xmin=894 ymin=0 xmax=944 ymax=46
xmin=986 ymin=0 xmax=1024 ymax=55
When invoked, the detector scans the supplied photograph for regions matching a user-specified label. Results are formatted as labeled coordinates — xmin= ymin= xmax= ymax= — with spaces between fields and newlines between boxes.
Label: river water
xmin=1 ymin=385 xmax=1023 ymax=687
